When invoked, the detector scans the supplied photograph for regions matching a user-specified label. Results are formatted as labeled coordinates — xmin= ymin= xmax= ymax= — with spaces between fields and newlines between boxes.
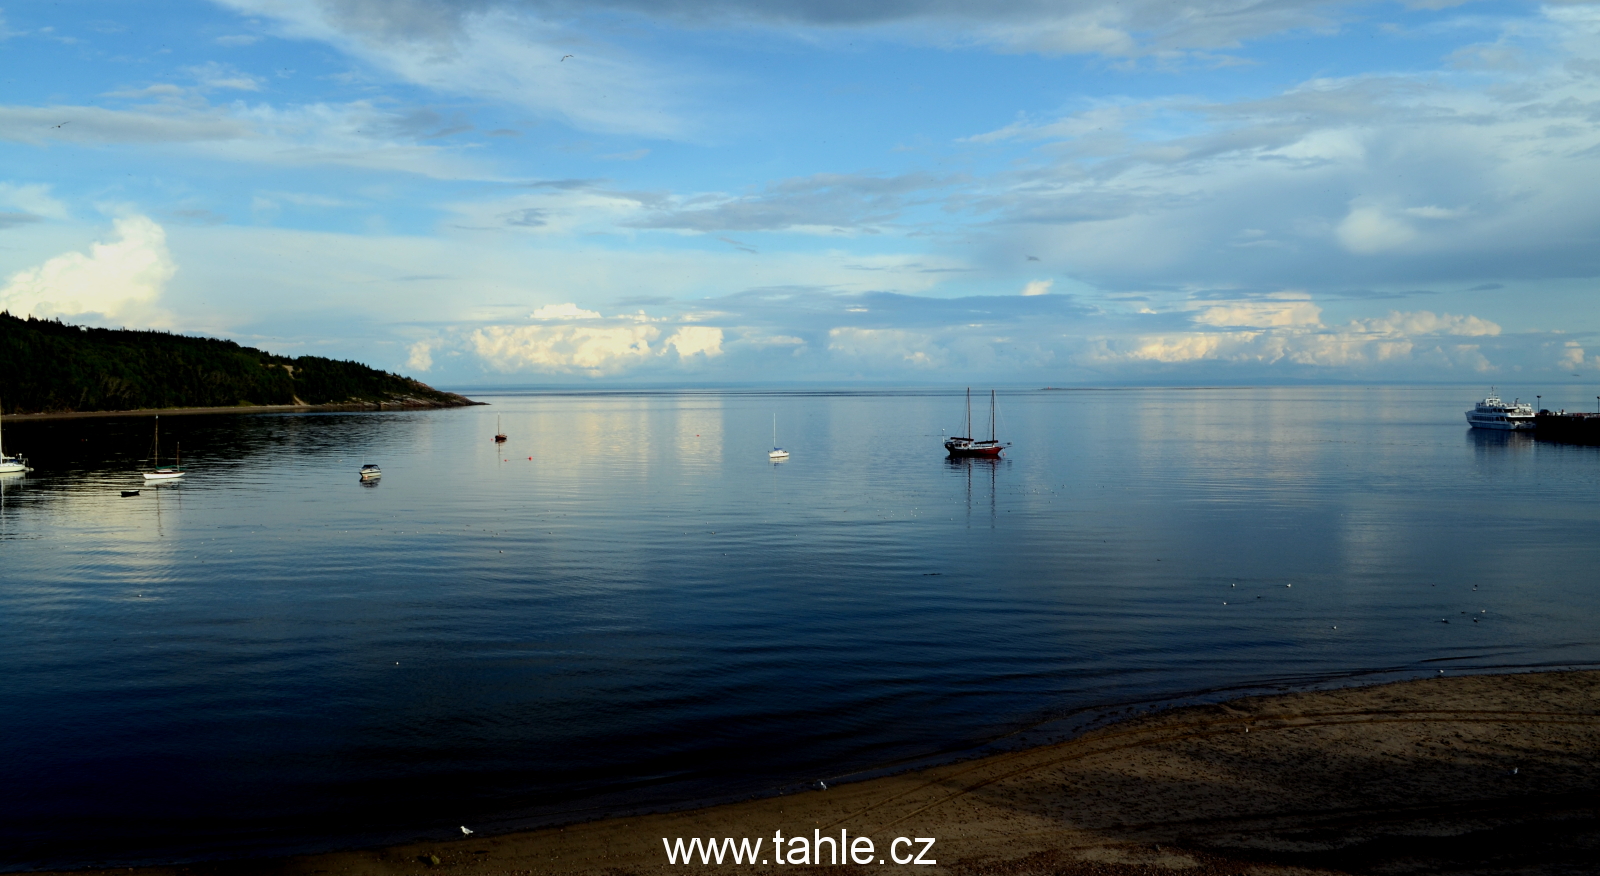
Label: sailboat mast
xmin=990 ymin=390 xmax=996 ymax=442
xmin=154 ymin=416 xmax=160 ymax=468
xmin=966 ymin=387 xmax=972 ymax=438
xmin=772 ymin=413 xmax=777 ymax=447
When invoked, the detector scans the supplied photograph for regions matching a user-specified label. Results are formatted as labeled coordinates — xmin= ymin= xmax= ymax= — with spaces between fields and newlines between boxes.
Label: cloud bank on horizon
xmin=2 ymin=0 xmax=1599 ymax=384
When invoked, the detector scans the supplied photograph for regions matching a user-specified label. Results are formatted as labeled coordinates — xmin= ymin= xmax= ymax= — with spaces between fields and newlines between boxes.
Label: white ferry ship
xmin=1466 ymin=392 xmax=1536 ymax=431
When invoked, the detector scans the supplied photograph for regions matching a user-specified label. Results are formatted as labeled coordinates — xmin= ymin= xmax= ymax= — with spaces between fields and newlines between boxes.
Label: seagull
xmin=1026 ymin=255 xmax=1039 ymax=261
xmin=1510 ymin=767 xmax=1519 ymax=775
xmin=51 ymin=121 xmax=68 ymax=128
xmin=461 ymin=825 xmax=474 ymax=836
xmin=561 ymin=54 xmax=574 ymax=62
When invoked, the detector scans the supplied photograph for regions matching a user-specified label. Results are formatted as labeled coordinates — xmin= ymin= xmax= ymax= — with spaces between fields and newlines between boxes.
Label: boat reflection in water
xmin=946 ymin=453 xmax=1004 ymax=528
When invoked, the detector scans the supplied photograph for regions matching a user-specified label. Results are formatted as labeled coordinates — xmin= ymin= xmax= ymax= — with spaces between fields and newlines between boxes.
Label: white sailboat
xmin=0 ymin=396 xmax=28 ymax=474
xmin=768 ymin=413 xmax=789 ymax=460
xmin=143 ymin=416 xmax=186 ymax=481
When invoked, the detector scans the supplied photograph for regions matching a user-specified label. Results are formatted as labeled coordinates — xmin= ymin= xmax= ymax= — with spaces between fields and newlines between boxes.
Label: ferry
xmin=1465 ymin=391 xmax=1536 ymax=431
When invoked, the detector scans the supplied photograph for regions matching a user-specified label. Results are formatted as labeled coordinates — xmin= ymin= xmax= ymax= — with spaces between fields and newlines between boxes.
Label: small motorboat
xmin=121 ymin=490 xmax=140 ymax=497
xmin=359 ymin=464 xmax=382 ymax=479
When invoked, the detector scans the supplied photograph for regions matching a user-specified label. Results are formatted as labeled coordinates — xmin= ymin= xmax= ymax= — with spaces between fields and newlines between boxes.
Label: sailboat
xmin=768 ymin=414 xmax=789 ymax=460
xmin=143 ymin=416 xmax=186 ymax=480
xmin=944 ymin=388 xmax=1009 ymax=458
xmin=0 ymin=396 xmax=29 ymax=474
xmin=493 ymin=415 xmax=507 ymax=444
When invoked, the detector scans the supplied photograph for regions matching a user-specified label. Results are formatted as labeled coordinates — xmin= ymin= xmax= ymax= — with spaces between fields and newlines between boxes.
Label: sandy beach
xmin=42 ymin=669 xmax=1599 ymax=876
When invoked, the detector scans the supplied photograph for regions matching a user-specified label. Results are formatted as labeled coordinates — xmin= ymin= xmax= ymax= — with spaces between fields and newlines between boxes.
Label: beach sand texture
xmin=43 ymin=670 xmax=1600 ymax=876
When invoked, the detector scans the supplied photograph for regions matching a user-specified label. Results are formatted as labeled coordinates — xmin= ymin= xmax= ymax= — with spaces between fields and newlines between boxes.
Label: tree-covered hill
xmin=1 ymin=312 xmax=476 ymax=415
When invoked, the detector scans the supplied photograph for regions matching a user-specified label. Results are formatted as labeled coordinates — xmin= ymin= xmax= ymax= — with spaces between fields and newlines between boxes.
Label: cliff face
xmin=0 ymin=312 xmax=476 ymax=415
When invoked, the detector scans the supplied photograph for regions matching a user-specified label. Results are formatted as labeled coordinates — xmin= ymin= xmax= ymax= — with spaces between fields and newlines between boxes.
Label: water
xmin=3 ymin=386 xmax=1599 ymax=869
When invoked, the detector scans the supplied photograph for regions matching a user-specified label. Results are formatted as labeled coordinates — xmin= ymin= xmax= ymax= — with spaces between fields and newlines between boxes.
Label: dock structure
xmin=1535 ymin=406 xmax=1600 ymax=444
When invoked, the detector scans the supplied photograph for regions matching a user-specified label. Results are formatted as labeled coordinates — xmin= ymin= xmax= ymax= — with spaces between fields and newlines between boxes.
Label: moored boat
xmin=769 ymin=413 xmax=789 ymax=460
xmin=494 ymin=415 xmax=507 ymax=444
xmin=359 ymin=464 xmax=382 ymax=479
xmin=945 ymin=388 xmax=1009 ymax=458
xmin=143 ymin=416 xmax=186 ymax=480
xmin=1465 ymin=391 xmax=1535 ymax=431
xmin=0 ymin=396 xmax=27 ymax=474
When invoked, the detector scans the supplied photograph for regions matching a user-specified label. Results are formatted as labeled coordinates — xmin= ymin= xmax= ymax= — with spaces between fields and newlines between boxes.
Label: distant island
xmin=0 ymin=312 xmax=477 ymax=416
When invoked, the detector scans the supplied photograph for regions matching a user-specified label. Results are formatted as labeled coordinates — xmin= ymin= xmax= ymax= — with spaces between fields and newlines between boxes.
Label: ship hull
xmin=1465 ymin=414 xmax=1536 ymax=431
xmin=945 ymin=441 xmax=1004 ymax=458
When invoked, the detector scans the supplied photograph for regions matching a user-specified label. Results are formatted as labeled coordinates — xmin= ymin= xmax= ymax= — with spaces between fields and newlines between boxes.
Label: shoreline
xmin=31 ymin=669 xmax=1600 ymax=875
xmin=6 ymin=399 xmax=485 ymax=421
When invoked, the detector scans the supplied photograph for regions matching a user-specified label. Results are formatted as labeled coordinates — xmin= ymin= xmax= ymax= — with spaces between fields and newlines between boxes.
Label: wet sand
xmin=43 ymin=670 xmax=1600 ymax=875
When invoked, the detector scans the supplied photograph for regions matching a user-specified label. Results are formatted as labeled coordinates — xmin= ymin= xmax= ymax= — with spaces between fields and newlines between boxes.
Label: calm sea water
xmin=4 ymin=386 xmax=1600 ymax=868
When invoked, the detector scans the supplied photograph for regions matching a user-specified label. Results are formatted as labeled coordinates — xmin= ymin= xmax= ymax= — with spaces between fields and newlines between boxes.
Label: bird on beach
xmin=461 ymin=826 xmax=474 ymax=835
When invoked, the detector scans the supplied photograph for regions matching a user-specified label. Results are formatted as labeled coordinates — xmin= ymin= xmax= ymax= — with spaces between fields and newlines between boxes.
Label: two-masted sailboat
xmin=944 ymin=388 xmax=1009 ymax=458
xmin=143 ymin=415 xmax=186 ymax=480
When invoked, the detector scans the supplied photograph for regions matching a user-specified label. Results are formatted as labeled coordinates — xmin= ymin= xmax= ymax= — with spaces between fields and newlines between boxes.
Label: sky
xmin=2 ymin=0 xmax=1599 ymax=386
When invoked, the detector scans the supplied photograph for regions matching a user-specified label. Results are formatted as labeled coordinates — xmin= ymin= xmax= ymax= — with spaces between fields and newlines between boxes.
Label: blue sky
xmin=2 ymin=0 xmax=1599 ymax=385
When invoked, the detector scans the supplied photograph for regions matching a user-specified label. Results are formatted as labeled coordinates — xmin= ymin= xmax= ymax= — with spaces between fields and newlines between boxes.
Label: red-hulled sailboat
xmin=944 ymin=388 xmax=1009 ymax=458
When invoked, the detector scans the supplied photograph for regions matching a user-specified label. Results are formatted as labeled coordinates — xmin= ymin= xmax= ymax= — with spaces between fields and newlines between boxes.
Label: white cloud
xmin=0 ymin=183 xmax=69 ymax=220
xmin=469 ymin=323 xmax=660 ymax=376
xmin=665 ymin=325 xmax=724 ymax=358
xmin=0 ymin=102 xmax=490 ymax=179
xmin=1336 ymin=204 xmax=1416 ymax=255
xmin=1092 ymin=303 xmax=1503 ymax=370
xmin=1021 ymin=279 xmax=1053 ymax=296
xmin=827 ymin=327 xmax=940 ymax=368
xmin=1192 ymin=292 xmax=1321 ymax=328
xmin=187 ymin=61 xmax=265 ymax=91
xmin=406 ymin=340 xmax=434 ymax=371
xmin=0 ymin=215 xmax=176 ymax=322
xmin=214 ymin=0 xmax=693 ymax=137
xmin=531 ymin=302 xmax=603 ymax=319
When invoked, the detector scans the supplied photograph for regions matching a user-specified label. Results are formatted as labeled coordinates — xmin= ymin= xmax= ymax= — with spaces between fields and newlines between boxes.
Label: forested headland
xmin=1 ymin=312 xmax=477 ymax=415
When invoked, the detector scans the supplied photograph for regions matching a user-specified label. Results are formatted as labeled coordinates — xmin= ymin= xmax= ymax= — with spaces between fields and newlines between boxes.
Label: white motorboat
xmin=143 ymin=416 xmax=186 ymax=480
xmin=359 ymin=464 xmax=382 ymax=479
xmin=1466 ymin=391 xmax=1535 ymax=431
xmin=0 ymin=396 xmax=27 ymax=474
xmin=769 ymin=414 xmax=789 ymax=460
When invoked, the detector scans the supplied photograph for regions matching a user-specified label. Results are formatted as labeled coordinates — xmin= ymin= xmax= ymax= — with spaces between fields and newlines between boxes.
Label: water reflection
xmin=4 ymin=389 xmax=1600 ymax=869
xmin=946 ymin=455 xmax=1003 ymax=527
xmin=1466 ymin=428 xmax=1535 ymax=453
